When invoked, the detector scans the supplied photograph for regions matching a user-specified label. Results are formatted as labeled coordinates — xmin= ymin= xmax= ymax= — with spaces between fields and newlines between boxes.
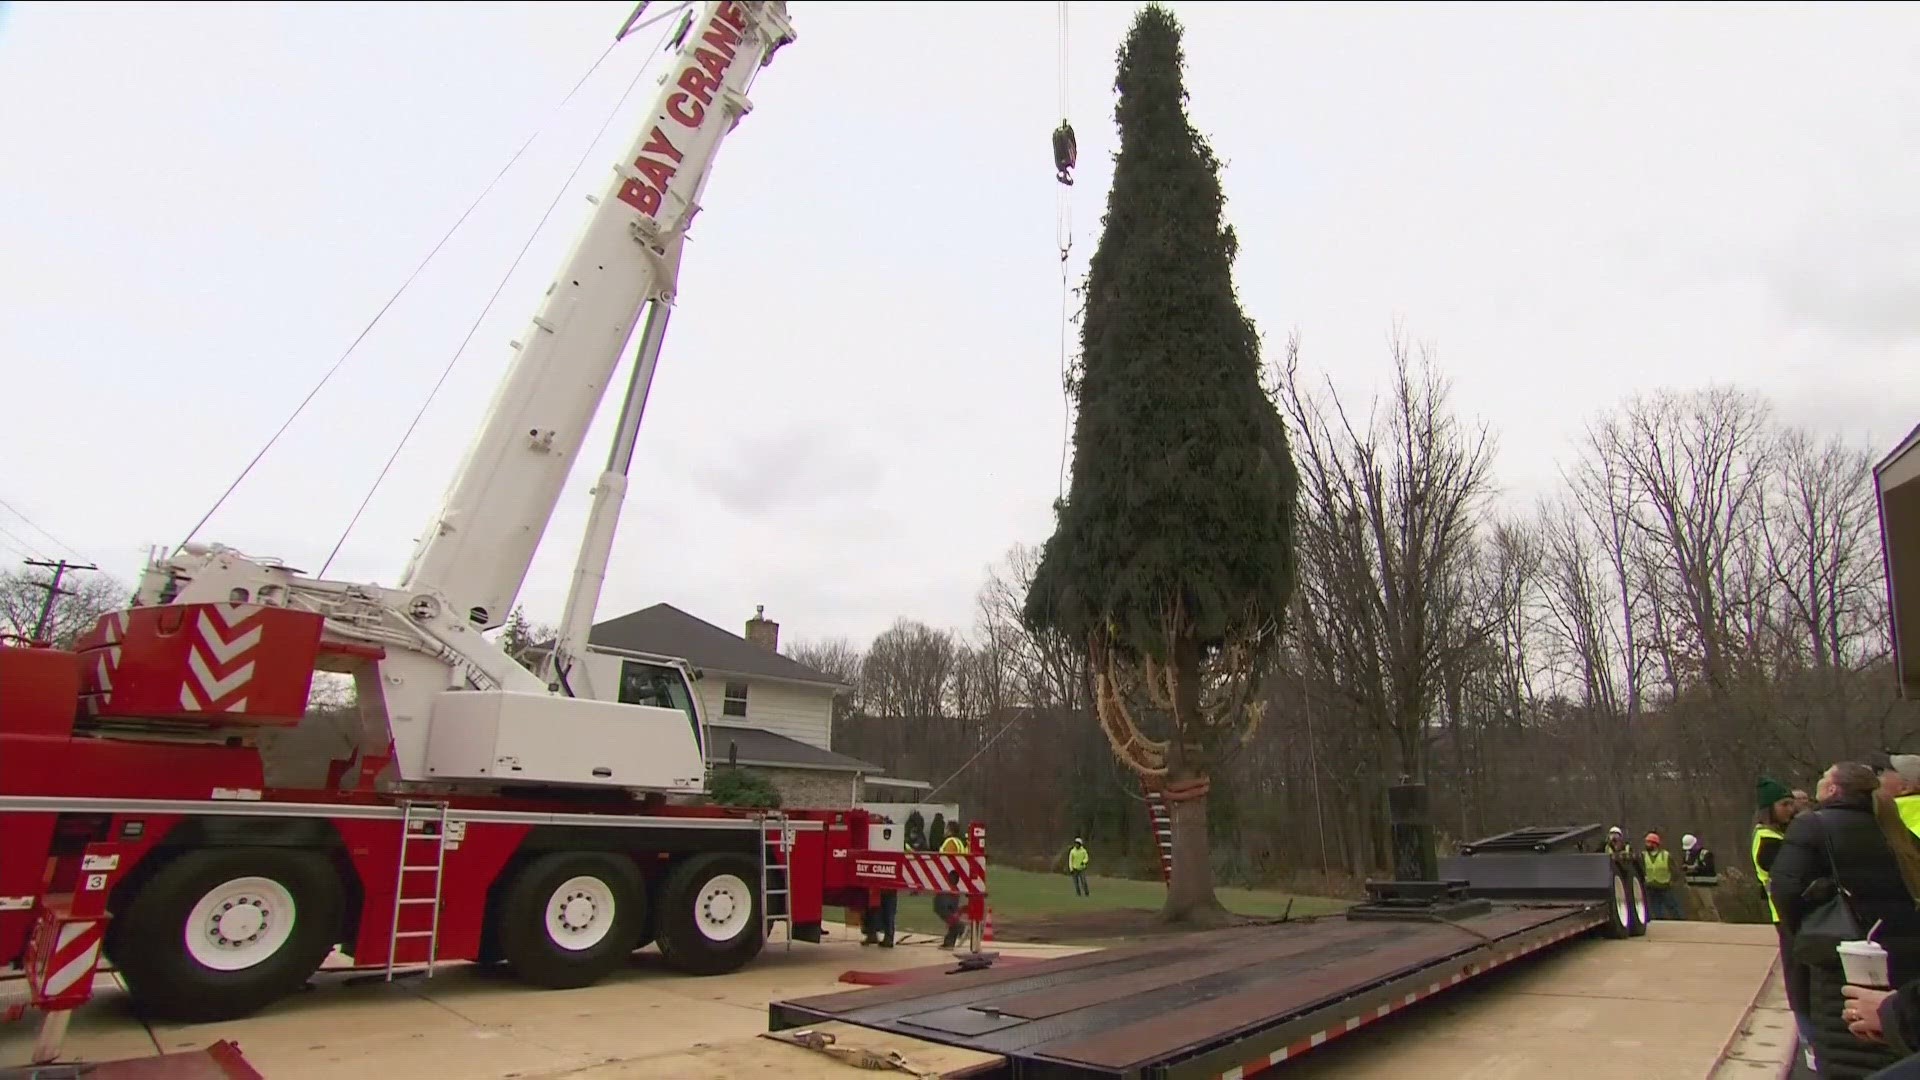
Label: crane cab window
xmin=618 ymin=661 xmax=702 ymax=751
xmin=722 ymin=681 xmax=749 ymax=718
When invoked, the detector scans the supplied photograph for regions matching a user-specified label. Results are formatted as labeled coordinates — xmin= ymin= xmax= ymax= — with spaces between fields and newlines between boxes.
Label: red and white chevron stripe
xmin=897 ymin=853 xmax=986 ymax=895
xmin=26 ymin=916 xmax=106 ymax=1010
xmin=84 ymin=611 xmax=126 ymax=715
xmin=178 ymin=603 xmax=263 ymax=713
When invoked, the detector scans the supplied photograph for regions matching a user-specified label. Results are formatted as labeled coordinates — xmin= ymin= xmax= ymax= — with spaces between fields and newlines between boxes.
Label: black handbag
xmin=1793 ymin=828 xmax=1866 ymax=965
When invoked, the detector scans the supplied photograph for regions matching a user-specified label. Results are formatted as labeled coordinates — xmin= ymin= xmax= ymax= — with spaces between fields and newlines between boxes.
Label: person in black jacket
xmin=1771 ymin=762 xmax=1920 ymax=1079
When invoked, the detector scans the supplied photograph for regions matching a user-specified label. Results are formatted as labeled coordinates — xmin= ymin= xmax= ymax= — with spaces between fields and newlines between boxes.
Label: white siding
xmin=698 ymin=676 xmax=833 ymax=750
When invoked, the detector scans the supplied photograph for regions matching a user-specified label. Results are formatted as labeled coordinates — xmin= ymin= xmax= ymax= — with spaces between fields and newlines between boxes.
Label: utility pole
xmin=23 ymin=558 xmax=98 ymax=643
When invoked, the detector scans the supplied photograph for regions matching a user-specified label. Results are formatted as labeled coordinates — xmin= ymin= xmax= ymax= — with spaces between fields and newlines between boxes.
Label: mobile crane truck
xmin=0 ymin=0 xmax=990 ymax=1063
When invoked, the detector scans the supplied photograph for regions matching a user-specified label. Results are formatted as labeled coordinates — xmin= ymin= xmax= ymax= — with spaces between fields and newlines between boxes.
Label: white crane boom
xmin=135 ymin=1 xmax=795 ymax=795
xmin=400 ymin=0 xmax=794 ymax=634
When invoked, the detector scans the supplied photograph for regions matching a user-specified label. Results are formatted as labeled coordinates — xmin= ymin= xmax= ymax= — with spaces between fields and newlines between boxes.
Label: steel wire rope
xmin=0 ymin=496 xmax=82 ymax=558
xmin=1055 ymin=1 xmax=1076 ymax=499
xmin=319 ymin=14 xmax=685 ymax=577
xmin=176 ymin=24 xmax=638 ymax=554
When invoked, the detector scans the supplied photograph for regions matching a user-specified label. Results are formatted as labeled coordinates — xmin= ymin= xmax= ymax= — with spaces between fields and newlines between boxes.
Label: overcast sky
xmin=2 ymin=1 xmax=1917 ymax=650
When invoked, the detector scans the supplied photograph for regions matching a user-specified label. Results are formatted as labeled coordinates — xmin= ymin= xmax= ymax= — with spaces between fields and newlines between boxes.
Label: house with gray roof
xmin=571 ymin=603 xmax=904 ymax=808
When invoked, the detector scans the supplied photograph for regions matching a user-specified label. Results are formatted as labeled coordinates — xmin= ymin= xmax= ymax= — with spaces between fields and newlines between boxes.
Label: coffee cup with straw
xmin=1841 ymin=920 xmax=1891 ymax=989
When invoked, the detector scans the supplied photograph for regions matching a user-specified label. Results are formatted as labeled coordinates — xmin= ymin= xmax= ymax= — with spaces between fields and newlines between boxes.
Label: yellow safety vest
xmin=940 ymin=836 xmax=968 ymax=855
xmin=1068 ymin=846 xmax=1089 ymax=871
xmin=1644 ymin=848 xmax=1673 ymax=887
xmin=1899 ymin=795 xmax=1920 ymax=839
xmin=1752 ymin=825 xmax=1785 ymax=923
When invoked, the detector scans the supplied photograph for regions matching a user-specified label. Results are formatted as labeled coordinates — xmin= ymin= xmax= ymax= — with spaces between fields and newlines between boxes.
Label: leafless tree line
xmin=801 ymin=329 xmax=1917 ymax=895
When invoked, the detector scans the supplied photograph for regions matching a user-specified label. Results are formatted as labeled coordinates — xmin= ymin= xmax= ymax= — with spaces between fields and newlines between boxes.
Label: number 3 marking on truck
xmin=84 ymin=873 xmax=108 ymax=891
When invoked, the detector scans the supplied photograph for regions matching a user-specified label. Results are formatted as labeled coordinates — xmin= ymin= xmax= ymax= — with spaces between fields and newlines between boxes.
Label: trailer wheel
xmin=1627 ymin=870 xmax=1651 ymax=936
xmin=655 ymin=853 xmax=764 ymax=976
xmin=112 ymin=847 xmax=342 ymax=1022
xmin=1604 ymin=863 xmax=1633 ymax=939
xmin=498 ymin=851 xmax=643 ymax=989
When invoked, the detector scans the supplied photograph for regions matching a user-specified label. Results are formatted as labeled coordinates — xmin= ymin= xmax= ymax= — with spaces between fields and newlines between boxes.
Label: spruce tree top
xmin=1023 ymin=3 xmax=1297 ymax=663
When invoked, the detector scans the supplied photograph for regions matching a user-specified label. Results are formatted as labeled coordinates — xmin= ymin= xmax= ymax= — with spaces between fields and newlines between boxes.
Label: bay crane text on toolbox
xmin=617 ymin=2 xmax=753 ymax=220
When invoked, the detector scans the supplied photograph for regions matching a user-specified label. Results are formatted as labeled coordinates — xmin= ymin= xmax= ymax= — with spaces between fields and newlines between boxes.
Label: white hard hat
xmin=1608 ymin=826 xmax=1623 ymax=836
xmin=1682 ymin=833 xmax=1699 ymax=849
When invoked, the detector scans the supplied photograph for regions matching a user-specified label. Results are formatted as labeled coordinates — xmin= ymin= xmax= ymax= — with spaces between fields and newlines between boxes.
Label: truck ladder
xmin=386 ymin=799 xmax=451 ymax=981
xmin=759 ymin=811 xmax=792 ymax=951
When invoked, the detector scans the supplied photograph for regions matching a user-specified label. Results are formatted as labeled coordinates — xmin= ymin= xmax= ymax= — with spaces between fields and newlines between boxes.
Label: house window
xmin=723 ymin=680 xmax=750 ymax=718
xmin=618 ymin=661 xmax=703 ymax=752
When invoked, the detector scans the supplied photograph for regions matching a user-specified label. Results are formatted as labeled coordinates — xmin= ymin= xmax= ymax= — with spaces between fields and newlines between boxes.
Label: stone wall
xmin=762 ymin=767 xmax=856 ymax=809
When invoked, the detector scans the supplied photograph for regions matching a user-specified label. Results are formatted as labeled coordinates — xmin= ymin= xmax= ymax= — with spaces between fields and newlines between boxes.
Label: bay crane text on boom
xmin=618 ymin=1 xmax=763 ymax=219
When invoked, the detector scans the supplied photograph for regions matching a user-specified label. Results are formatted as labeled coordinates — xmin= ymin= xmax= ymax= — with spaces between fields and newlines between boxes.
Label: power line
xmin=179 ymin=29 xmax=634 ymax=554
xmin=0 ymin=497 xmax=75 ymax=558
xmin=0 ymin=522 xmax=50 ymax=564
xmin=319 ymin=14 xmax=684 ymax=578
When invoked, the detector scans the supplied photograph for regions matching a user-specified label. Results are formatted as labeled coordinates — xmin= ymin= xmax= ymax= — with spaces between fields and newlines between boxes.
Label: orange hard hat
xmin=1644 ymin=832 xmax=1661 ymax=846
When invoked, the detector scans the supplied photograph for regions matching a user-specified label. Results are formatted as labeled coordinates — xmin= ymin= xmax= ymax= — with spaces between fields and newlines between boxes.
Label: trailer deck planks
xmin=770 ymin=902 xmax=1608 ymax=1079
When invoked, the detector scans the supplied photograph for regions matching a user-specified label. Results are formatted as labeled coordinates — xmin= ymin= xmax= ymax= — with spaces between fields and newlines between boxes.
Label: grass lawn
xmin=884 ymin=865 xmax=1349 ymax=939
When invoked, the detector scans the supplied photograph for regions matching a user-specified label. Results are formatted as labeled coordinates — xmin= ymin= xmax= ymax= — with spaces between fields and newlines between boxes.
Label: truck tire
xmin=1627 ymin=871 xmax=1651 ymax=937
xmin=655 ymin=853 xmax=764 ymax=976
xmin=498 ymin=851 xmax=644 ymax=989
xmin=1604 ymin=862 xmax=1633 ymax=939
xmin=112 ymin=847 xmax=342 ymax=1022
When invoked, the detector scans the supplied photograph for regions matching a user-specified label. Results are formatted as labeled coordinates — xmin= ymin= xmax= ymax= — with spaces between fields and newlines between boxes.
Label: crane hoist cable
xmin=319 ymin=12 xmax=685 ymax=577
xmin=1054 ymin=0 xmax=1077 ymax=499
xmin=173 ymin=16 xmax=670 ymax=555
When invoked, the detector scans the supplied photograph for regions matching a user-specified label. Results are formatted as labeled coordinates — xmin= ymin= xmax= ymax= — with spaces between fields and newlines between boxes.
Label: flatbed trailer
xmin=771 ymin=820 xmax=1647 ymax=1079
xmin=771 ymin=901 xmax=1608 ymax=1080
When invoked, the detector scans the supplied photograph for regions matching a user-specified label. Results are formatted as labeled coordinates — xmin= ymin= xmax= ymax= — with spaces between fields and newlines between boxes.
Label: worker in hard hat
xmin=936 ymin=822 xmax=972 ymax=949
xmin=1603 ymin=826 xmax=1637 ymax=868
xmin=1682 ymin=833 xmax=1718 ymax=886
xmin=1641 ymin=833 xmax=1681 ymax=921
xmin=1067 ymin=837 xmax=1091 ymax=897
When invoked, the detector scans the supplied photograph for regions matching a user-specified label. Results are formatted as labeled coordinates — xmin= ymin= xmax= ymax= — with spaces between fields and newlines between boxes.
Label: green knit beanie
xmin=1757 ymin=777 xmax=1792 ymax=810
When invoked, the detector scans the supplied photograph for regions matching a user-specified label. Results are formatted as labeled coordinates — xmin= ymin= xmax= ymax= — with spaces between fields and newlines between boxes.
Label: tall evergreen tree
xmin=1023 ymin=4 xmax=1298 ymax=924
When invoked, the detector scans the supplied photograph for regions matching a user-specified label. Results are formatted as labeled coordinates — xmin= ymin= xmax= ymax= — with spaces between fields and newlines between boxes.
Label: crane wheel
xmin=498 ymin=851 xmax=644 ymax=989
xmin=112 ymin=847 xmax=343 ymax=1023
xmin=655 ymin=852 xmax=764 ymax=976
xmin=1604 ymin=862 xmax=1633 ymax=940
xmin=1627 ymin=871 xmax=1651 ymax=936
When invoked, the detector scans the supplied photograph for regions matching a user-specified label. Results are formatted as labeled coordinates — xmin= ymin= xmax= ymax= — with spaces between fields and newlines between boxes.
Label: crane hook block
xmin=1052 ymin=122 xmax=1078 ymax=187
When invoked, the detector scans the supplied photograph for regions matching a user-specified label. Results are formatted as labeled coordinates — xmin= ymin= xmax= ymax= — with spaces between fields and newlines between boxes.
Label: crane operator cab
xmin=615 ymin=658 xmax=707 ymax=760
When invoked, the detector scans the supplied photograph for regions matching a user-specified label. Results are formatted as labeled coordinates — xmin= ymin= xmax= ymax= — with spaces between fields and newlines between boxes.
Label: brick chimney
xmin=745 ymin=604 xmax=779 ymax=651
